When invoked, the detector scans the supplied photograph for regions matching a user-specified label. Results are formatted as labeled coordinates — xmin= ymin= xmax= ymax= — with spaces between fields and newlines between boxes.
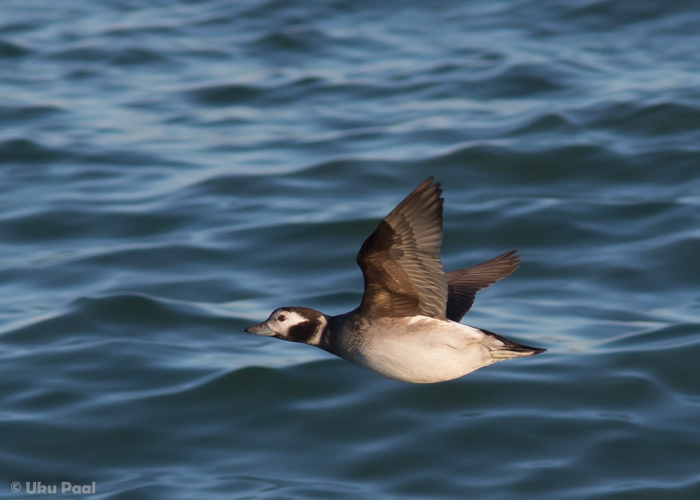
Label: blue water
xmin=1 ymin=0 xmax=700 ymax=498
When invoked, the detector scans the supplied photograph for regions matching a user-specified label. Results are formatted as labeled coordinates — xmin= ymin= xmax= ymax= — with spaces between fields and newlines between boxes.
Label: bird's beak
xmin=245 ymin=321 xmax=274 ymax=336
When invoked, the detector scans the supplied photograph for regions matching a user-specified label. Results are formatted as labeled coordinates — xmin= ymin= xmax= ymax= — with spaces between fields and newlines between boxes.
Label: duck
xmin=246 ymin=177 xmax=545 ymax=383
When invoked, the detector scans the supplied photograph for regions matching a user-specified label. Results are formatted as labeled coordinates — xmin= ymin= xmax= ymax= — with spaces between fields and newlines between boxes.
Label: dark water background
xmin=1 ymin=0 xmax=700 ymax=498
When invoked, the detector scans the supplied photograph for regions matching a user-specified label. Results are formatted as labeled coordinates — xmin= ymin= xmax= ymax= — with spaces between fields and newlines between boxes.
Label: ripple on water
xmin=1 ymin=0 xmax=700 ymax=499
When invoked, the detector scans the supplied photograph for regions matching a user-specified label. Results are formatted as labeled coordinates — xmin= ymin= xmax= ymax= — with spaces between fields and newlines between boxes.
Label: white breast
xmin=346 ymin=316 xmax=500 ymax=383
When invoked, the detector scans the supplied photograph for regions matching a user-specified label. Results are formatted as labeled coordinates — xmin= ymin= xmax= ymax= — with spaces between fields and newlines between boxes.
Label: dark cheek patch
xmin=286 ymin=321 xmax=317 ymax=343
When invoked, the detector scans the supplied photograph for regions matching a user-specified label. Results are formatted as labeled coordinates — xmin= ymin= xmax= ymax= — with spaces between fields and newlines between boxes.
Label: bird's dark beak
xmin=245 ymin=321 xmax=274 ymax=336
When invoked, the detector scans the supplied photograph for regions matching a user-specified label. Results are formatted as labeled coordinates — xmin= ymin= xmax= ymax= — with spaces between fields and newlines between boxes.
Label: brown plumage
xmin=357 ymin=177 xmax=447 ymax=319
xmin=445 ymin=249 xmax=521 ymax=322
xmin=357 ymin=177 xmax=520 ymax=322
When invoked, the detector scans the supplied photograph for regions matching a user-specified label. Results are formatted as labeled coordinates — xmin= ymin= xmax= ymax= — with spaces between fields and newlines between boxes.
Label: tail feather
xmin=480 ymin=328 xmax=546 ymax=360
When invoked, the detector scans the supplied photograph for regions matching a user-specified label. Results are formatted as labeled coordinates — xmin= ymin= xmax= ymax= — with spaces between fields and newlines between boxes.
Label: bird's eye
xmin=277 ymin=314 xmax=286 ymax=322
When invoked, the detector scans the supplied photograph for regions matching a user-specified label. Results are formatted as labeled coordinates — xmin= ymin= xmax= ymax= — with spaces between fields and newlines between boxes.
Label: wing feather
xmin=357 ymin=177 xmax=447 ymax=319
xmin=445 ymin=249 xmax=521 ymax=322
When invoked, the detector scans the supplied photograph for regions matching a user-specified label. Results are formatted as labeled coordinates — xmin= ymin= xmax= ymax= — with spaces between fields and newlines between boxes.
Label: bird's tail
xmin=480 ymin=329 xmax=546 ymax=360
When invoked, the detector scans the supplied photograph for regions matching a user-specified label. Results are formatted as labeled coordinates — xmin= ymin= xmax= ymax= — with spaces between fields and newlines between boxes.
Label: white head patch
xmin=267 ymin=308 xmax=326 ymax=345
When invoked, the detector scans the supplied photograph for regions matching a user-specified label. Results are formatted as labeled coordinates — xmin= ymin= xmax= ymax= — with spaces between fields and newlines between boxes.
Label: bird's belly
xmin=345 ymin=321 xmax=495 ymax=383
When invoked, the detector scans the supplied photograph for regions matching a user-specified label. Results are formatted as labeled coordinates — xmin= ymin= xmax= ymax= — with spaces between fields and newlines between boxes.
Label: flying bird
xmin=246 ymin=177 xmax=545 ymax=383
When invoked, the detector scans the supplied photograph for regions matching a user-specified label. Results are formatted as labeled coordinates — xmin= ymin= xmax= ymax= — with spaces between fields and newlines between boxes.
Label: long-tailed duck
xmin=246 ymin=177 xmax=545 ymax=383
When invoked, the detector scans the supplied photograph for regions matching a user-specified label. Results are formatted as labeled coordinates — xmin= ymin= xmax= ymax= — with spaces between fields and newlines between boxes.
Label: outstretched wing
xmin=445 ymin=249 xmax=521 ymax=322
xmin=357 ymin=177 xmax=447 ymax=319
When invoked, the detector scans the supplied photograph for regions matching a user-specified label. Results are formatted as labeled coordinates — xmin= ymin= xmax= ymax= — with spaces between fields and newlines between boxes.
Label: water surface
xmin=1 ymin=0 xmax=700 ymax=498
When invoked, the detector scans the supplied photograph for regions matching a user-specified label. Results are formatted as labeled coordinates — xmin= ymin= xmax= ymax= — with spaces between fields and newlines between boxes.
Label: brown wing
xmin=445 ymin=249 xmax=521 ymax=322
xmin=356 ymin=177 xmax=447 ymax=319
